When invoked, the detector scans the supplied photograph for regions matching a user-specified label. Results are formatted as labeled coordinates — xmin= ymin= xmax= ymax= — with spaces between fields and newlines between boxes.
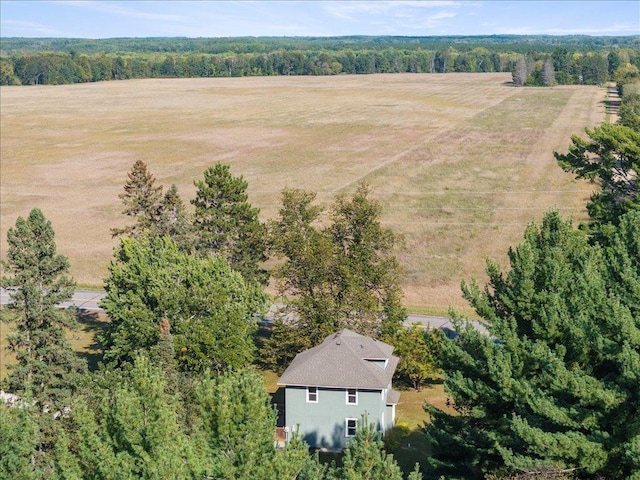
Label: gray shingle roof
xmin=277 ymin=329 xmax=399 ymax=389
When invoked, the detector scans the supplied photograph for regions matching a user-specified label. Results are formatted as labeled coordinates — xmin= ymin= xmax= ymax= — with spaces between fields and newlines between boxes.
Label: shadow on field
xmin=73 ymin=309 xmax=108 ymax=371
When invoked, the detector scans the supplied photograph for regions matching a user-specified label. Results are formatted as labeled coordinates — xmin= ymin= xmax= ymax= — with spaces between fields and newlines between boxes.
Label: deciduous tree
xmin=387 ymin=324 xmax=441 ymax=390
xmin=100 ymin=235 xmax=267 ymax=372
xmin=264 ymin=184 xmax=406 ymax=368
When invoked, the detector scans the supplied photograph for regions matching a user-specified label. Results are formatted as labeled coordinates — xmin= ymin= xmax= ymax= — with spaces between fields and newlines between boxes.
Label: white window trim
xmin=346 ymin=388 xmax=358 ymax=405
xmin=345 ymin=417 xmax=358 ymax=437
xmin=306 ymin=386 xmax=318 ymax=403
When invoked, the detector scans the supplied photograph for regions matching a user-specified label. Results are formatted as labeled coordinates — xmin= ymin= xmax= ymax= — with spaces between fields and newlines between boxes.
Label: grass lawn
xmin=263 ymin=364 xmax=450 ymax=476
xmin=0 ymin=308 xmax=109 ymax=378
xmin=3 ymin=310 xmax=444 ymax=477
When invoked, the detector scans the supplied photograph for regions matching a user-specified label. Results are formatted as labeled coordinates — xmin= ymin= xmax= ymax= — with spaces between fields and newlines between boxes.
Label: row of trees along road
xmin=1 ymin=164 xmax=423 ymax=478
xmin=1 ymin=108 xmax=639 ymax=477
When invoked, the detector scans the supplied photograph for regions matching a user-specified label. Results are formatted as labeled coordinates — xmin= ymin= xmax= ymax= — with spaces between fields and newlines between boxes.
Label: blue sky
xmin=1 ymin=1 xmax=638 ymax=38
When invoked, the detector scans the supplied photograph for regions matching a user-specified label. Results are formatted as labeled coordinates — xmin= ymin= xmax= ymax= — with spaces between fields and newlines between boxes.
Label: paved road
xmin=1 ymin=288 xmax=486 ymax=334
xmin=0 ymin=288 xmax=106 ymax=311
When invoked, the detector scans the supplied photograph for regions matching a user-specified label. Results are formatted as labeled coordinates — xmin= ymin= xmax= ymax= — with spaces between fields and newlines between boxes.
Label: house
xmin=277 ymin=329 xmax=400 ymax=450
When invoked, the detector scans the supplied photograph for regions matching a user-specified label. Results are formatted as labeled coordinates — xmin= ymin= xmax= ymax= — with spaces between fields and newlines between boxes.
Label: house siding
xmin=284 ymin=386 xmax=388 ymax=449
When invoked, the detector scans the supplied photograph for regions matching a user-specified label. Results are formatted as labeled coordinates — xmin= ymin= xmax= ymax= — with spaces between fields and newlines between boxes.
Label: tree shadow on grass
xmin=385 ymin=423 xmax=430 ymax=476
xmin=72 ymin=309 xmax=108 ymax=372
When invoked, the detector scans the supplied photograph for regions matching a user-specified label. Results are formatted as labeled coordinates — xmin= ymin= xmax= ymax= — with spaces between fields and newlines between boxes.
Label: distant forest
xmin=1 ymin=35 xmax=639 ymax=86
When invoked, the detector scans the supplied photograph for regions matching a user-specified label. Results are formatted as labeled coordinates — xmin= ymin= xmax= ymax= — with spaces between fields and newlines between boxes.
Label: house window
xmin=307 ymin=386 xmax=318 ymax=403
xmin=346 ymin=388 xmax=358 ymax=405
xmin=346 ymin=418 xmax=358 ymax=437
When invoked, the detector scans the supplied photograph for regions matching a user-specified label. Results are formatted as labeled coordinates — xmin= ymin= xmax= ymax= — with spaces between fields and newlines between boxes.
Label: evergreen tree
xmin=63 ymin=354 xmax=207 ymax=480
xmin=100 ymin=235 xmax=267 ymax=372
xmin=151 ymin=183 xmax=191 ymax=247
xmin=111 ymin=159 xmax=163 ymax=238
xmin=555 ymin=123 xmax=639 ymax=229
xmin=1 ymin=209 xmax=85 ymax=407
xmin=326 ymin=416 xmax=405 ymax=480
xmin=192 ymin=162 xmax=268 ymax=285
xmin=424 ymin=211 xmax=640 ymax=479
xmin=0 ymin=403 xmax=42 ymax=480
xmin=195 ymin=368 xmax=309 ymax=480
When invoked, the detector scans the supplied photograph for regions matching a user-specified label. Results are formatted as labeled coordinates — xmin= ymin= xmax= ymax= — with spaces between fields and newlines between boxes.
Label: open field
xmin=1 ymin=73 xmax=604 ymax=312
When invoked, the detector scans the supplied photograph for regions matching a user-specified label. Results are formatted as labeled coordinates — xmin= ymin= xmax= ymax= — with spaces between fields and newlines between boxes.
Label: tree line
xmin=1 ymin=35 xmax=638 ymax=86
xmin=1 ymin=77 xmax=639 ymax=477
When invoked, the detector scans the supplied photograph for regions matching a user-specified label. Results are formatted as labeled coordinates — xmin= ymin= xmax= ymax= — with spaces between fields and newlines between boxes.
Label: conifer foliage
xmin=555 ymin=123 xmax=640 ymax=229
xmin=425 ymin=211 xmax=640 ymax=479
xmin=1 ymin=208 xmax=85 ymax=407
xmin=111 ymin=159 xmax=163 ymax=238
xmin=192 ymin=162 xmax=268 ymax=285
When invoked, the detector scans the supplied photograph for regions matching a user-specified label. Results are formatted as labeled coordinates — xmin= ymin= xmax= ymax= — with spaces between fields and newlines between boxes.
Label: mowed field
xmin=0 ymin=73 xmax=605 ymax=312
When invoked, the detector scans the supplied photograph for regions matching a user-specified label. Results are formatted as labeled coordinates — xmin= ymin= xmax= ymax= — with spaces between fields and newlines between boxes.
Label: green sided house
xmin=277 ymin=329 xmax=400 ymax=450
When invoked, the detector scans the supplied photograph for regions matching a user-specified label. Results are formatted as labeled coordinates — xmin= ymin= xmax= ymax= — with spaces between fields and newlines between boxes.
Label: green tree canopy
xmin=555 ymin=123 xmax=640 ymax=229
xmin=191 ymin=163 xmax=268 ymax=285
xmin=425 ymin=211 xmax=640 ymax=479
xmin=263 ymin=184 xmax=406 ymax=371
xmin=100 ymin=235 xmax=268 ymax=372
xmin=1 ymin=208 xmax=85 ymax=407
xmin=111 ymin=159 xmax=164 ymax=238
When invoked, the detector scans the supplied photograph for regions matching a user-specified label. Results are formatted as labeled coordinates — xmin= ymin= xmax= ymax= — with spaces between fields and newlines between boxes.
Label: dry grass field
xmin=1 ymin=73 xmax=605 ymax=313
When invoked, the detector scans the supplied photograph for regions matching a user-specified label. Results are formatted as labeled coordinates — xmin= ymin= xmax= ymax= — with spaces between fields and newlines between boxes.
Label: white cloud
xmin=323 ymin=1 xmax=464 ymax=21
xmin=51 ymin=0 xmax=185 ymax=22
xmin=0 ymin=19 xmax=63 ymax=36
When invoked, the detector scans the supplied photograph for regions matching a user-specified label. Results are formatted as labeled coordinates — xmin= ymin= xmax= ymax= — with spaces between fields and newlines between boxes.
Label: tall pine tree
xmin=192 ymin=163 xmax=268 ymax=285
xmin=111 ymin=159 xmax=163 ymax=238
xmin=425 ymin=211 xmax=640 ymax=479
xmin=1 ymin=208 xmax=85 ymax=407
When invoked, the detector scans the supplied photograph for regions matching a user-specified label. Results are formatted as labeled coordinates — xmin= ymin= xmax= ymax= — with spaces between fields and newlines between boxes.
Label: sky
xmin=0 ymin=1 xmax=638 ymax=38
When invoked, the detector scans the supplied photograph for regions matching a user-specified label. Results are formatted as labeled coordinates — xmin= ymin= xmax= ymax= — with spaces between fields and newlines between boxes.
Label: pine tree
xmin=152 ymin=183 xmax=191 ymax=247
xmin=0 ymin=403 xmax=42 ymax=480
xmin=192 ymin=163 xmax=268 ymax=285
xmin=1 ymin=208 xmax=85 ymax=407
xmin=196 ymin=368 xmax=309 ymax=480
xmin=327 ymin=416 xmax=405 ymax=480
xmin=64 ymin=354 xmax=207 ymax=480
xmin=554 ymin=123 xmax=640 ymax=229
xmin=425 ymin=211 xmax=640 ymax=479
xmin=111 ymin=159 xmax=163 ymax=238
